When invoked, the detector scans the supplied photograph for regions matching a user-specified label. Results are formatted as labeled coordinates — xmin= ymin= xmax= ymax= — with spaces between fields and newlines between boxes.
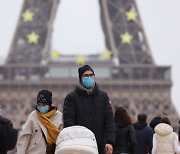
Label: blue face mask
xmin=82 ymin=77 xmax=95 ymax=89
xmin=37 ymin=105 xmax=49 ymax=114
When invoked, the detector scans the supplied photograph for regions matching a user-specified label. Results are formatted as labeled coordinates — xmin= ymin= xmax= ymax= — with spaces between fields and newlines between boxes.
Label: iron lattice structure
xmin=0 ymin=0 xmax=179 ymax=129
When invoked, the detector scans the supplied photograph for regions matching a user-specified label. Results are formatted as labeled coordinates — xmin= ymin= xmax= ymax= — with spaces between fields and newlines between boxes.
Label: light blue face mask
xmin=37 ymin=105 xmax=49 ymax=114
xmin=82 ymin=77 xmax=95 ymax=89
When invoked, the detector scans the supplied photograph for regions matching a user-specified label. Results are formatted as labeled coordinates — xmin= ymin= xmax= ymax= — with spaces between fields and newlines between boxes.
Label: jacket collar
xmin=75 ymin=83 xmax=98 ymax=96
xmin=133 ymin=122 xmax=147 ymax=130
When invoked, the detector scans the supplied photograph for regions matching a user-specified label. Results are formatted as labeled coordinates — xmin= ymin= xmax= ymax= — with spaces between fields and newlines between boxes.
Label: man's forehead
xmin=83 ymin=70 xmax=94 ymax=74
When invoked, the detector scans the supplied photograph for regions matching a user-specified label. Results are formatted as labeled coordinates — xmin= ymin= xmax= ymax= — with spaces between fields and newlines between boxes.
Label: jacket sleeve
xmin=129 ymin=124 xmax=137 ymax=154
xmin=174 ymin=135 xmax=180 ymax=153
xmin=16 ymin=119 xmax=33 ymax=154
xmin=151 ymin=134 xmax=157 ymax=154
xmin=63 ymin=93 xmax=76 ymax=127
xmin=104 ymin=94 xmax=116 ymax=146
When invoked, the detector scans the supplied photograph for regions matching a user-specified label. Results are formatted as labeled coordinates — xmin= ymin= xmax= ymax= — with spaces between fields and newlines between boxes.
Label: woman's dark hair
xmin=150 ymin=115 xmax=161 ymax=130
xmin=160 ymin=116 xmax=171 ymax=126
xmin=114 ymin=106 xmax=132 ymax=127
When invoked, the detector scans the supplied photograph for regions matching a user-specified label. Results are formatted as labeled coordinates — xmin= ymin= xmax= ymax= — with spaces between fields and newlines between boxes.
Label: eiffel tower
xmin=0 ymin=0 xmax=179 ymax=129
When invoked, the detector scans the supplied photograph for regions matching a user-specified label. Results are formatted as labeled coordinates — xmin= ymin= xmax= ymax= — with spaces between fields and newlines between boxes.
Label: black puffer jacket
xmin=113 ymin=124 xmax=136 ymax=154
xmin=63 ymin=84 xmax=115 ymax=154
xmin=133 ymin=122 xmax=153 ymax=154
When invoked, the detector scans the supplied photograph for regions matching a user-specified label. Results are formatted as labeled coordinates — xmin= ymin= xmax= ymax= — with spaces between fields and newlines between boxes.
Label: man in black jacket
xmin=63 ymin=65 xmax=115 ymax=154
xmin=133 ymin=113 xmax=153 ymax=154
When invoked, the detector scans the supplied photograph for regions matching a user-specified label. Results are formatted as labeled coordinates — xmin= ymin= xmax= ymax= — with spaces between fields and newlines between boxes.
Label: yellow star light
xmin=120 ymin=32 xmax=133 ymax=44
xmin=76 ymin=55 xmax=86 ymax=64
xmin=102 ymin=49 xmax=112 ymax=59
xmin=22 ymin=10 xmax=34 ymax=22
xmin=27 ymin=32 xmax=39 ymax=44
xmin=125 ymin=10 xmax=138 ymax=21
xmin=50 ymin=50 xmax=60 ymax=59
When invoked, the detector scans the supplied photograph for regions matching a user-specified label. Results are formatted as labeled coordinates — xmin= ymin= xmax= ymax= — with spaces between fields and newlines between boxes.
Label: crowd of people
xmin=0 ymin=64 xmax=180 ymax=154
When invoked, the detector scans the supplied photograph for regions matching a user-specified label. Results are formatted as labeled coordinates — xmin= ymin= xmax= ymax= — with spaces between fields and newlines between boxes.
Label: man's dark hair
xmin=137 ymin=113 xmax=147 ymax=123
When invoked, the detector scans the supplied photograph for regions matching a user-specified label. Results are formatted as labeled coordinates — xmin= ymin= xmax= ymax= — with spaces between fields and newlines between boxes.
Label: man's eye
xmin=83 ymin=74 xmax=94 ymax=77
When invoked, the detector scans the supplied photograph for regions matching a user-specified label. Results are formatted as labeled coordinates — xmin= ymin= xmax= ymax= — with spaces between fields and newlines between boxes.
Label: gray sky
xmin=0 ymin=0 xmax=180 ymax=113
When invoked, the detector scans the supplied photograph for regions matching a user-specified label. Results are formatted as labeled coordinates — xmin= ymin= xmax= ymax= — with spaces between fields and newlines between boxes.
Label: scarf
xmin=78 ymin=83 xmax=95 ymax=95
xmin=37 ymin=108 xmax=60 ymax=145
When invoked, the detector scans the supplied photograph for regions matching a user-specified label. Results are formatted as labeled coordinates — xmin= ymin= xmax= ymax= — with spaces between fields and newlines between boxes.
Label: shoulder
xmin=0 ymin=116 xmax=11 ymax=124
xmin=97 ymin=88 xmax=108 ymax=98
xmin=65 ymin=91 xmax=77 ymax=98
xmin=172 ymin=132 xmax=177 ymax=138
xmin=128 ymin=124 xmax=135 ymax=130
xmin=28 ymin=110 xmax=37 ymax=117
xmin=55 ymin=110 xmax=63 ymax=118
xmin=146 ymin=125 xmax=153 ymax=132
xmin=122 ymin=124 xmax=133 ymax=130
xmin=26 ymin=110 xmax=38 ymax=122
xmin=141 ymin=126 xmax=153 ymax=136
xmin=64 ymin=91 xmax=77 ymax=105
xmin=20 ymin=111 xmax=38 ymax=131
xmin=51 ymin=110 xmax=63 ymax=126
xmin=98 ymin=89 xmax=107 ymax=95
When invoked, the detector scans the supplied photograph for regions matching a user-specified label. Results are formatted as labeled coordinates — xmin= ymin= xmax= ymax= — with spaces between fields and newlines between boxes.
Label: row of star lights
xmin=22 ymin=9 xmax=137 ymax=64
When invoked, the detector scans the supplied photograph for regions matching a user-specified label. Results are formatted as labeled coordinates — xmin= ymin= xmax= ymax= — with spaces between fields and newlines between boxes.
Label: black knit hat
xmin=37 ymin=89 xmax=52 ymax=105
xmin=78 ymin=65 xmax=94 ymax=81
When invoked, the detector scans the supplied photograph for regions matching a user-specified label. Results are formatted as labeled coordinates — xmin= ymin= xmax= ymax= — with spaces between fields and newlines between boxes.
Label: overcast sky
xmin=0 ymin=0 xmax=180 ymax=113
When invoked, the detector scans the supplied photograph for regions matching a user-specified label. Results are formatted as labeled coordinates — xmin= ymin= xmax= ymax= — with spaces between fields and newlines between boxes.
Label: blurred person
xmin=0 ymin=108 xmax=3 ymax=116
xmin=17 ymin=89 xmax=63 ymax=154
xmin=0 ymin=108 xmax=18 ymax=154
xmin=113 ymin=106 xmax=136 ymax=154
xmin=150 ymin=113 xmax=168 ymax=132
xmin=149 ymin=116 xmax=161 ymax=132
xmin=152 ymin=117 xmax=180 ymax=154
xmin=133 ymin=113 xmax=153 ymax=154
xmin=178 ymin=120 xmax=180 ymax=142
xmin=63 ymin=65 xmax=115 ymax=154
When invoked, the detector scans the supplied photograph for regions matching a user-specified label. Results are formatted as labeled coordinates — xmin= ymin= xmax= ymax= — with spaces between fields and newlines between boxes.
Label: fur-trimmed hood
xmin=154 ymin=123 xmax=173 ymax=136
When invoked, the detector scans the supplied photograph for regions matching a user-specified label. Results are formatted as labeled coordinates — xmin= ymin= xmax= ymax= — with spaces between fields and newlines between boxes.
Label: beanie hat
xmin=37 ymin=89 xmax=52 ymax=105
xmin=78 ymin=65 xmax=94 ymax=81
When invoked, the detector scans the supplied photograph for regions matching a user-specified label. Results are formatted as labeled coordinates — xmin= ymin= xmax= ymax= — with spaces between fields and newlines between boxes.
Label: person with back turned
xmin=113 ymin=106 xmax=136 ymax=154
xmin=133 ymin=113 xmax=153 ymax=154
xmin=152 ymin=116 xmax=180 ymax=154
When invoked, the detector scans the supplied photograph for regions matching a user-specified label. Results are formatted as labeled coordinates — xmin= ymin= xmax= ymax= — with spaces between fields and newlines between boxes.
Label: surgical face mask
xmin=37 ymin=105 xmax=49 ymax=114
xmin=82 ymin=77 xmax=95 ymax=89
